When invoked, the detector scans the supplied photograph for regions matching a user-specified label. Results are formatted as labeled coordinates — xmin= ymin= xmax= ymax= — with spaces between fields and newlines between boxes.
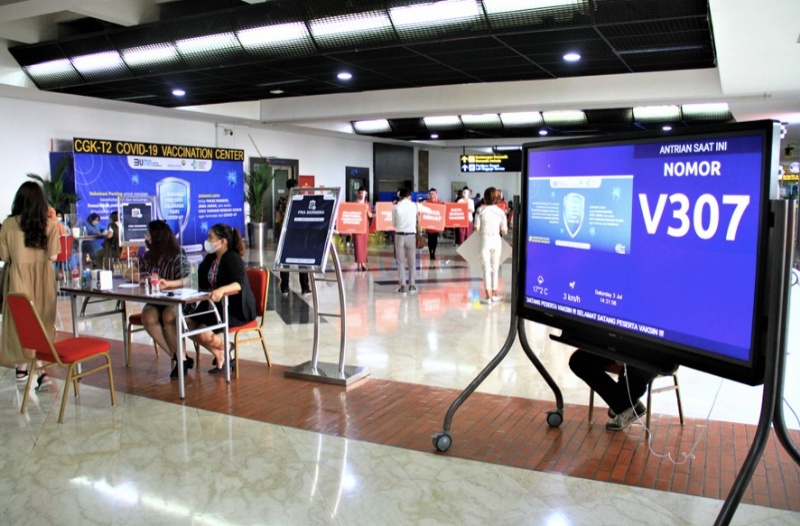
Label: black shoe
xmin=35 ymin=372 xmax=52 ymax=391
xmin=170 ymin=356 xmax=194 ymax=379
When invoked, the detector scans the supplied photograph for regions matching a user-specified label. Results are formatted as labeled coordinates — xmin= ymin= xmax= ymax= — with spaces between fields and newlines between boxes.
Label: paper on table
xmin=154 ymin=288 xmax=206 ymax=299
xmin=118 ymin=283 xmax=140 ymax=288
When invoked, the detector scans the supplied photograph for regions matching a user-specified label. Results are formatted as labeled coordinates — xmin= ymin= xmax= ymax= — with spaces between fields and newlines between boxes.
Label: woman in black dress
xmin=187 ymin=223 xmax=256 ymax=373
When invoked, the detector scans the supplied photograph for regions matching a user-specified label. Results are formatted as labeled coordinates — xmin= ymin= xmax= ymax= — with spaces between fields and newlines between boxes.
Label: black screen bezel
xmin=516 ymin=121 xmax=777 ymax=385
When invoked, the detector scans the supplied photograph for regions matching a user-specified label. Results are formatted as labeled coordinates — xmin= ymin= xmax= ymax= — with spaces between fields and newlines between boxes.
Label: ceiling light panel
xmin=482 ymin=0 xmax=588 ymax=29
xmin=423 ymin=115 xmax=463 ymax=130
xmin=500 ymin=111 xmax=543 ymax=127
xmin=24 ymin=59 xmax=82 ymax=89
xmin=309 ymin=11 xmax=394 ymax=49
xmin=123 ymin=44 xmax=179 ymax=68
xmin=461 ymin=114 xmax=502 ymax=128
xmin=353 ymin=119 xmax=392 ymax=134
xmin=176 ymin=32 xmax=243 ymax=66
xmin=71 ymin=51 xmax=129 ymax=81
xmin=542 ymin=110 xmax=586 ymax=125
xmin=633 ymin=105 xmax=681 ymax=122
xmin=237 ymin=22 xmax=316 ymax=57
xmin=390 ymin=0 xmax=485 ymax=40
xmin=681 ymin=103 xmax=731 ymax=121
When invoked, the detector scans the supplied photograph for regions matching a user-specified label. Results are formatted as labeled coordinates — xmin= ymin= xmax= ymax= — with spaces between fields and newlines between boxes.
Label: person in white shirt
xmin=473 ymin=187 xmax=508 ymax=304
xmin=391 ymin=187 xmax=418 ymax=295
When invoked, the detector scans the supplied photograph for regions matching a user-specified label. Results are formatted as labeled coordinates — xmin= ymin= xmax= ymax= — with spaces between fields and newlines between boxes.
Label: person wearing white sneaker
xmin=473 ymin=188 xmax=508 ymax=305
xmin=568 ymin=349 xmax=669 ymax=431
xmin=392 ymin=187 xmax=418 ymax=294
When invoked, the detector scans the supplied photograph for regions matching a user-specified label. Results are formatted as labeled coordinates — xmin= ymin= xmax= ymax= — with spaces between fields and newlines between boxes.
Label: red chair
xmin=127 ymin=311 xmax=160 ymax=364
xmin=6 ymin=292 xmax=116 ymax=424
xmin=55 ymin=234 xmax=73 ymax=284
xmin=228 ymin=267 xmax=271 ymax=378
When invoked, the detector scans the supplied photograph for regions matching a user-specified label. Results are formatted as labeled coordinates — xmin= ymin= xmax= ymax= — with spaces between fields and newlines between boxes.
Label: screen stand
xmin=284 ymin=241 xmax=370 ymax=387
xmin=715 ymin=199 xmax=800 ymax=525
xmin=432 ymin=196 xmax=565 ymax=452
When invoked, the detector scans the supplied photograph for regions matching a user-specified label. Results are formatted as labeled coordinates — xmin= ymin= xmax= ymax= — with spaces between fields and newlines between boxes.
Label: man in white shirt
xmin=391 ymin=187 xmax=418 ymax=295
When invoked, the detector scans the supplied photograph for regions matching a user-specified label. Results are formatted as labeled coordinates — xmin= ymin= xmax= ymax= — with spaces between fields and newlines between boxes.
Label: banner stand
xmin=283 ymin=240 xmax=369 ymax=387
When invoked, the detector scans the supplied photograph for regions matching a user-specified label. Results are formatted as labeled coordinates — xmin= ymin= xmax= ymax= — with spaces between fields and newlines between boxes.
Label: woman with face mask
xmin=187 ymin=223 xmax=256 ymax=373
xmin=136 ymin=220 xmax=191 ymax=378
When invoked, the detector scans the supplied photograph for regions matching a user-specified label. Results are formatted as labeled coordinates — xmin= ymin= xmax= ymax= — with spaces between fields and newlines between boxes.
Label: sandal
xmin=15 ymin=367 xmax=29 ymax=382
xmin=35 ymin=372 xmax=52 ymax=391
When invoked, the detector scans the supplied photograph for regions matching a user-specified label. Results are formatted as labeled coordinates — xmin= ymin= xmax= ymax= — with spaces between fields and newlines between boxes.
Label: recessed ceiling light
xmin=337 ymin=72 xmax=353 ymax=80
xmin=270 ymin=89 xmax=284 ymax=95
xmin=430 ymin=133 xmax=439 ymax=139
xmin=563 ymin=52 xmax=581 ymax=62
xmin=662 ymin=125 xmax=673 ymax=131
xmin=172 ymin=89 xmax=186 ymax=96
xmin=538 ymin=129 xmax=548 ymax=136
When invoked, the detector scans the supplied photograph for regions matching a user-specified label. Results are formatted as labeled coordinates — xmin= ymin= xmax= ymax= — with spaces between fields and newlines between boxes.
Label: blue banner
xmin=71 ymin=138 xmax=244 ymax=249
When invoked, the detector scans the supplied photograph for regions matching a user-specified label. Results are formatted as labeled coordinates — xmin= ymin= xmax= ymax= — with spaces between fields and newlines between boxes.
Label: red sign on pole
xmin=445 ymin=202 xmax=469 ymax=228
xmin=335 ymin=202 xmax=367 ymax=234
xmin=419 ymin=202 xmax=445 ymax=232
xmin=375 ymin=202 xmax=395 ymax=231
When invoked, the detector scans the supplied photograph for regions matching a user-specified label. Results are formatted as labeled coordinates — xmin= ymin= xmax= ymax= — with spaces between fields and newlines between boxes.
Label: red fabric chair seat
xmin=230 ymin=320 xmax=258 ymax=333
xmin=47 ymin=337 xmax=111 ymax=363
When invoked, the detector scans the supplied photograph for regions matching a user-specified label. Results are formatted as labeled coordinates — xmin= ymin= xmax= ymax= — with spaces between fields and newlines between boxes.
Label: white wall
xmin=427 ymin=148 xmax=522 ymax=202
xmin=0 ymin=94 xmax=374 ymax=216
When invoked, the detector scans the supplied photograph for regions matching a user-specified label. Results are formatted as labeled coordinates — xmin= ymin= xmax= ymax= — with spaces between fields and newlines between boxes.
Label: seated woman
xmin=80 ymin=213 xmax=105 ymax=265
xmin=186 ymin=223 xmax=256 ymax=373
xmin=135 ymin=220 xmax=191 ymax=378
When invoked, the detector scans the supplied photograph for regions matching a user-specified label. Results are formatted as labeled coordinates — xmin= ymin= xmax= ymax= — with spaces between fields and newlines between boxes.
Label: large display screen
xmin=517 ymin=121 xmax=779 ymax=385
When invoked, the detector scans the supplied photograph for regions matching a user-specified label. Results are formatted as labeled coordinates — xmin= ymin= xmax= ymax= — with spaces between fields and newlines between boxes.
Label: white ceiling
xmin=0 ymin=0 xmax=798 ymax=148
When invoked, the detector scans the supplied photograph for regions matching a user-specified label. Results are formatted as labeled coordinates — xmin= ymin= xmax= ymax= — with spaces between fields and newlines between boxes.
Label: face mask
xmin=204 ymin=240 xmax=218 ymax=253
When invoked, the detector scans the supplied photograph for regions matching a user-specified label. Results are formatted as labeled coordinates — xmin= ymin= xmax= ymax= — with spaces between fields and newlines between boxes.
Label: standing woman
xmin=424 ymin=188 xmax=443 ymax=260
xmin=187 ymin=224 xmax=256 ymax=373
xmin=473 ymin=187 xmax=508 ymax=304
xmin=0 ymin=181 xmax=60 ymax=388
xmin=352 ymin=187 xmax=373 ymax=271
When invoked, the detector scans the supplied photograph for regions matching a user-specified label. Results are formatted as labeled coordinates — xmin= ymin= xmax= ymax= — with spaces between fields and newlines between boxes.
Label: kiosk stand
xmin=274 ymin=187 xmax=369 ymax=387
xmin=433 ymin=197 xmax=800 ymax=526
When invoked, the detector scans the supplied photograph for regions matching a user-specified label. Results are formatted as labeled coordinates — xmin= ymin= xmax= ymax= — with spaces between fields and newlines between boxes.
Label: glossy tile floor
xmin=2 ymin=240 xmax=799 ymax=525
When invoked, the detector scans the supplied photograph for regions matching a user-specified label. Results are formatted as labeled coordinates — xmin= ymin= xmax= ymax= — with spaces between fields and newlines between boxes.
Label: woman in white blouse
xmin=473 ymin=187 xmax=508 ymax=304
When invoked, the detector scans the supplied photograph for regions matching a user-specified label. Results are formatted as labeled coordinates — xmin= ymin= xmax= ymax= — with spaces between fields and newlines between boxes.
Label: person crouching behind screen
xmin=473 ymin=187 xmax=508 ymax=304
xmin=569 ymin=350 xmax=674 ymax=431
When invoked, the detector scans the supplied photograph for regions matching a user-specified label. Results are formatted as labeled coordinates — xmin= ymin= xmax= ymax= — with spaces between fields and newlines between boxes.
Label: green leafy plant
xmin=245 ymin=164 xmax=275 ymax=223
xmin=27 ymin=154 xmax=80 ymax=212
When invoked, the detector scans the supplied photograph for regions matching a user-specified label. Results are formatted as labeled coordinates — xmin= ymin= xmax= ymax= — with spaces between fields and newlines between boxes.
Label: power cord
xmin=622 ymin=364 xmax=721 ymax=465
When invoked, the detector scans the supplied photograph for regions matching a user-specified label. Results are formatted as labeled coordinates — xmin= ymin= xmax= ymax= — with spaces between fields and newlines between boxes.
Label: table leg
xmin=70 ymin=294 xmax=78 ymax=337
xmin=177 ymin=305 xmax=185 ymax=399
xmin=223 ymin=296 xmax=230 ymax=383
xmin=121 ymin=302 xmax=130 ymax=367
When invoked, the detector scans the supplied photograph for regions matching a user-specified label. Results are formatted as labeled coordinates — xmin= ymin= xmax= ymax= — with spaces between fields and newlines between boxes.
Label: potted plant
xmin=27 ymin=154 xmax=80 ymax=222
xmin=245 ymin=163 xmax=275 ymax=251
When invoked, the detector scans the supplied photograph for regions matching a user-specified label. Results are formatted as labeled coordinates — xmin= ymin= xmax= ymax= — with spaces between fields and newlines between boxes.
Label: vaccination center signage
xmin=71 ymin=137 xmax=245 ymax=250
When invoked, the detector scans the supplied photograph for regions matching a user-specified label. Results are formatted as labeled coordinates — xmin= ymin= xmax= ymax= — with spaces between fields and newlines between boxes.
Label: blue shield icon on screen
xmin=156 ymin=177 xmax=191 ymax=239
xmin=563 ymin=192 xmax=585 ymax=239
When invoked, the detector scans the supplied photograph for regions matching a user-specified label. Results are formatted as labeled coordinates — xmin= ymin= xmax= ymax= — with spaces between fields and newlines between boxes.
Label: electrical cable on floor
xmin=784 ymin=397 xmax=800 ymax=431
xmin=622 ymin=364 xmax=722 ymax=465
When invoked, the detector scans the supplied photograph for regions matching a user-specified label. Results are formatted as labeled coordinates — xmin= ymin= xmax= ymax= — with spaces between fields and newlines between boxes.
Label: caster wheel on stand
xmin=546 ymin=410 xmax=563 ymax=428
xmin=432 ymin=431 xmax=452 ymax=452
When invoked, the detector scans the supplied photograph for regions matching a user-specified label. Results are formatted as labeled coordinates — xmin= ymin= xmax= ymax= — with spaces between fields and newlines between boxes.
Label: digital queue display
xmin=517 ymin=121 xmax=779 ymax=385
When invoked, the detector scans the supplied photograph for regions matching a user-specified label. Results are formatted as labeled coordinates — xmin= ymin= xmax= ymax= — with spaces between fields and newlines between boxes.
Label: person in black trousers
xmin=568 ymin=349 xmax=665 ymax=431
xmin=275 ymin=178 xmax=310 ymax=295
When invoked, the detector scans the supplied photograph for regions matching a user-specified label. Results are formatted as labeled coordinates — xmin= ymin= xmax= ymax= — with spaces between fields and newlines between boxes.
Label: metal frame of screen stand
xmin=283 ymin=240 xmax=369 ymax=386
xmin=431 ymin=198 xmax=800 ymax=526
xmin=714 ymin=198 xmax=800 ymax=525
xmin=432 ymin=195 xmax=565 ymax=453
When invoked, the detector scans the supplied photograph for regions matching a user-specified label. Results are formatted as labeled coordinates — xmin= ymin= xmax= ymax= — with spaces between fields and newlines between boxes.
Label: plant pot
xmin=249 ymin=222 xmax=268 ymax=253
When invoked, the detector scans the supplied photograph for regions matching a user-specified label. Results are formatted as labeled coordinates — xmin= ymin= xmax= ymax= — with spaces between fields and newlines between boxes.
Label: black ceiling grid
xmin=7 ymin=0 xmax=721 ymax=140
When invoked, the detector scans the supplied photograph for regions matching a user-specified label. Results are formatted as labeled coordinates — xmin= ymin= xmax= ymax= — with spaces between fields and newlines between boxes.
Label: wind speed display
xmin=518 ymin=122 xmax=777 ymax=384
